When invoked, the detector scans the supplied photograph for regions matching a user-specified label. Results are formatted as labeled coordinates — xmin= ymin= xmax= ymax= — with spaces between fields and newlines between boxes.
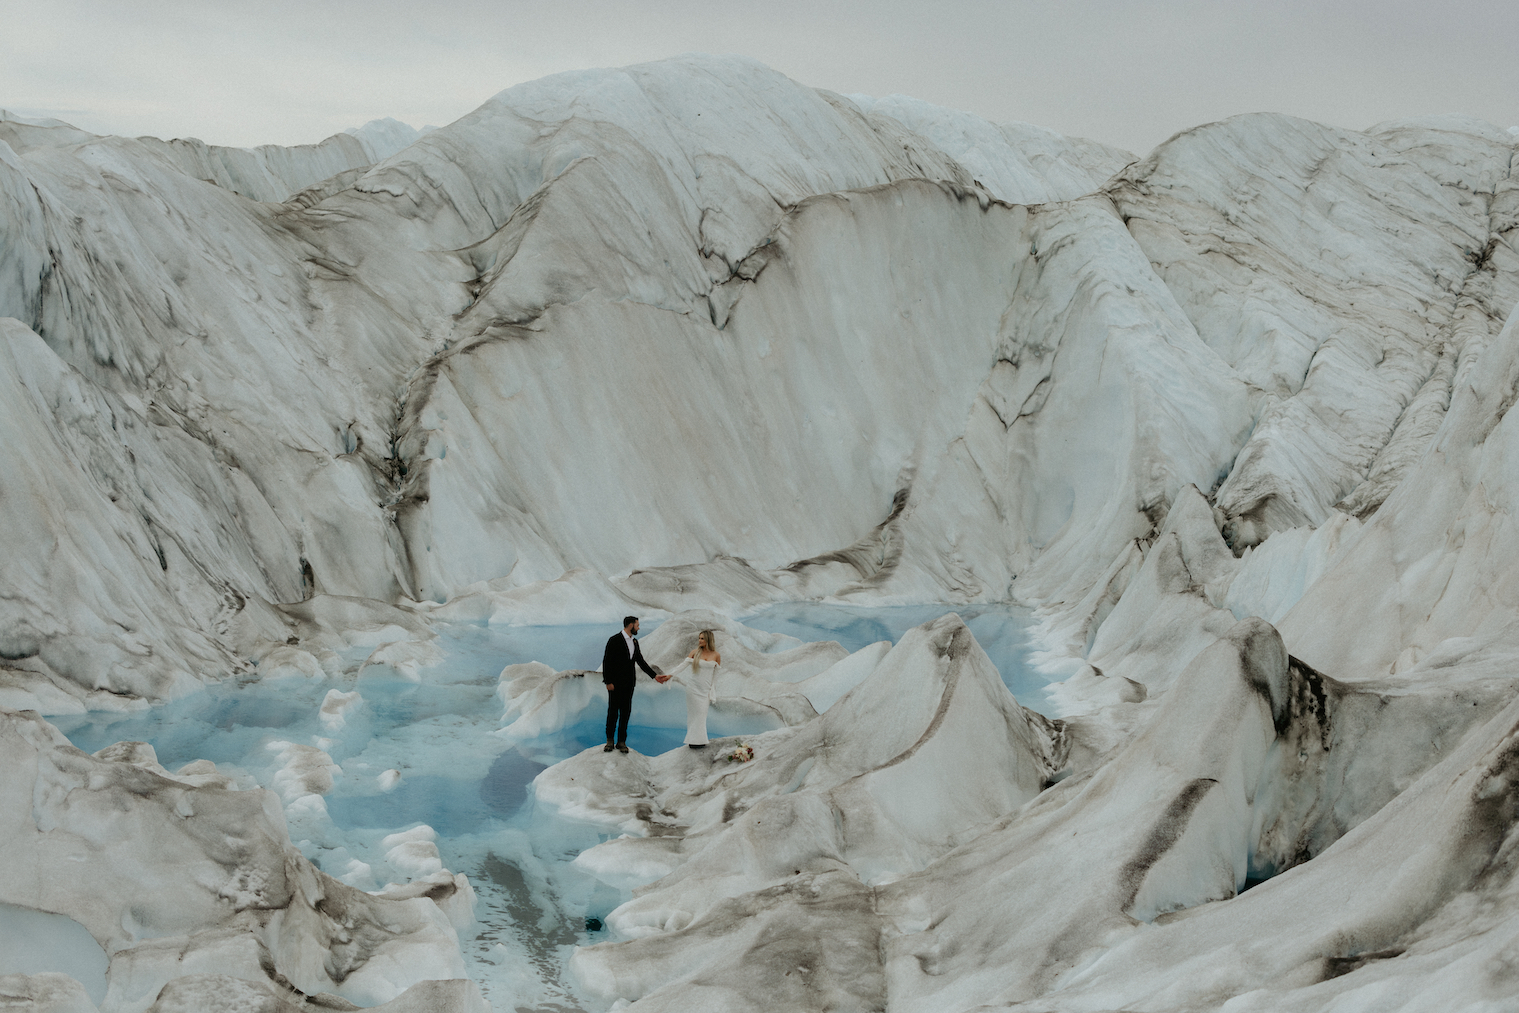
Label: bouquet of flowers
xmin=725 ymin=742 xmax=755 ymax=763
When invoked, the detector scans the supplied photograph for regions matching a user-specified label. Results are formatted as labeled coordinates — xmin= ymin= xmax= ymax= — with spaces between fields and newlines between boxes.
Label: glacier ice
xmin=2 ymin=50 xmax=1519 ymax=1013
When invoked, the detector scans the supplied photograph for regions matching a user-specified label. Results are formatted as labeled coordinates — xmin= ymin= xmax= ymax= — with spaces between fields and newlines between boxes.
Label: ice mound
xmin=550 ymin=604 xmax=1519 ymax=1012
xmin=0 ymin=710 xmax=475 ymax=1010
xmin=555 ymin=615 xmax=1065 ymax=1005
xmin=382 ymin=825 xmax=445 ymax=878
xmin=267 ymin=740 xmax=341 ymax=801
xmin=971 ymin=687 xmax=1519 ymax=1013
xmin=359 ymin=640 xmax=444 ymax=683
xmin=874 ymin=618 xmax=1290 ymax=1010
xmin=319 ymin=688 xmax=363 ymax=731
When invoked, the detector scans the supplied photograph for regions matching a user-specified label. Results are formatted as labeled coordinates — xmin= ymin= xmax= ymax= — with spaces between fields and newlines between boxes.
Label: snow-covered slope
xmin=3 ymin=51 xmax=1519 ymax=1013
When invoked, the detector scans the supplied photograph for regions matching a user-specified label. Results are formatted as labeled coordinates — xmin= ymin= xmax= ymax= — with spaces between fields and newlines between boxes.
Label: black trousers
xmin=606 ymin=684 xmax=634 ymax=743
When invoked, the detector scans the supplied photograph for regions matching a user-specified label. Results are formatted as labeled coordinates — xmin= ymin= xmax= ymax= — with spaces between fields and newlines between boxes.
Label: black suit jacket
xmin=603 ymin=632 xmax=658 ymax=689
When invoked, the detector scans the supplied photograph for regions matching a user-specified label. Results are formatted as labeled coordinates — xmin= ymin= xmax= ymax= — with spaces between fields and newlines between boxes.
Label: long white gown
xmin=678 ymin=658 xmax=719 ymax=745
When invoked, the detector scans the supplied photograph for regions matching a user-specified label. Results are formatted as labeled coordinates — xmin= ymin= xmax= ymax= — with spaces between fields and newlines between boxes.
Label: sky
xmin=2 ymin=0 xmax=1515 ymax=156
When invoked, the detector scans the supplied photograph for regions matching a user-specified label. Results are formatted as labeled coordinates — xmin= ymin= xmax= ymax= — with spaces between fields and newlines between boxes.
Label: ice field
xmin=3 ymin=52 xmax=1519 ymax=1013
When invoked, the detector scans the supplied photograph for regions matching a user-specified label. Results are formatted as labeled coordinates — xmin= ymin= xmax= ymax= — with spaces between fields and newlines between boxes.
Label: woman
xmin=680 ymin=629 xmax=720 ymax=748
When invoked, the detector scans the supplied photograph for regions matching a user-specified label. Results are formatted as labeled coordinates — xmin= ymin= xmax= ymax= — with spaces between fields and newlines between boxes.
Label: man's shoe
xmin=603 ymin=742 xmax=614 ymax=752
xmin=616 ymin=742 xmax=629 ymax=754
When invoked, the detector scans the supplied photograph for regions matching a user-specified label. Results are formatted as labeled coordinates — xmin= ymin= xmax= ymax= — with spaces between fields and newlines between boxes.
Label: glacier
xmin=2 ymin=51 xmax=1518 ymax=1012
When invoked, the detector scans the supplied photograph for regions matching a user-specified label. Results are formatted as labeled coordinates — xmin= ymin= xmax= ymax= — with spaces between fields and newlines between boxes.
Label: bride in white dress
xmin=679 ymin=630 xmax=720 ymax=748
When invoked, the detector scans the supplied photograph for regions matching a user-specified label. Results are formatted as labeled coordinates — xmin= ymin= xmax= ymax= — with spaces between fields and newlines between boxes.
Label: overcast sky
xmin=3 ymin=0 xmax=1515 ymax=155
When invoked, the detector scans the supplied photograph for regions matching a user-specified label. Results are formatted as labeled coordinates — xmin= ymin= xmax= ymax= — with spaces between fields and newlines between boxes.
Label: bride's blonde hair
xmin=691 ymin=629 xmax=716 ymax=674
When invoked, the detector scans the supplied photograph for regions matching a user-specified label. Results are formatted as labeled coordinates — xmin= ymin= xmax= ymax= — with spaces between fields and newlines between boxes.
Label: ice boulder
xmin=382 ymin=826 xmax=445 ymax=880
xmin=319 ymin=688 xmax=363 ymax=731
xmin=358 ymin=640 xmax=444 ymax=683
xmin=266 ymin=741 xmax=340 ymax=801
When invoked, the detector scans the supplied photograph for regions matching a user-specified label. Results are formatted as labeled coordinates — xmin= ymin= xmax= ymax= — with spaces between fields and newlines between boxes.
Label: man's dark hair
xmin=623 ymin=616 xmax=639 ymax=629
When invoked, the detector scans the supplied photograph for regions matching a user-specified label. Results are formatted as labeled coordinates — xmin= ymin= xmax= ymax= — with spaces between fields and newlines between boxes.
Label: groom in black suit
xmin=602 ymin=616 xmax=667 ymax=753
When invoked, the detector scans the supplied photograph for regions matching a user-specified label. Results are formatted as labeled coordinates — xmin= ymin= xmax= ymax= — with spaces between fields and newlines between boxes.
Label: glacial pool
xmin=50 ymin=603 xmax=1044 ymax=1011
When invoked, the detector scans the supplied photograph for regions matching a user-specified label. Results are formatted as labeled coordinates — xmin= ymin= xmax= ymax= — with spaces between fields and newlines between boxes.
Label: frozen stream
xmin=51 ymin=604 xmax=1040 ymax=1011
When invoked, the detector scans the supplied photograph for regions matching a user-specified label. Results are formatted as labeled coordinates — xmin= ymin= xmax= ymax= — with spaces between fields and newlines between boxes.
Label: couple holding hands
xmin=601 ymin=616 xmax=719 ymax=754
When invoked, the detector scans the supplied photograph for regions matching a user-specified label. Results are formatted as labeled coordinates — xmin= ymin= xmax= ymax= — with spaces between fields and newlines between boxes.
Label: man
xmin=602 ymin=616 xmax=668 ymax=753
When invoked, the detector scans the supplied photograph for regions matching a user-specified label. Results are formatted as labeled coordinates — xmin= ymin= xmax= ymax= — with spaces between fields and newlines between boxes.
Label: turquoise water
xmin=50 ymin=604 xmax=1040 ymax=1010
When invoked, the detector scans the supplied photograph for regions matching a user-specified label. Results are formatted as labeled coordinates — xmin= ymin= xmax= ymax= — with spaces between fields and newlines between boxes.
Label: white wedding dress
xmin=677 ymin=658 xmax=719 ymax=745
